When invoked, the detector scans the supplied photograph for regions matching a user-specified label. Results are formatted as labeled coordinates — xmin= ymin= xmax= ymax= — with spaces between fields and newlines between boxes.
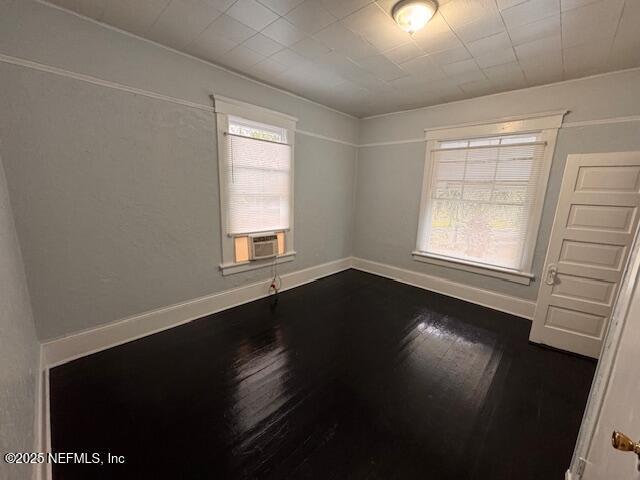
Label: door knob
xmin=545 ymin=264 xmax=558 ymax=285
xmin=612 ymin=431 xmax=640 ymax=458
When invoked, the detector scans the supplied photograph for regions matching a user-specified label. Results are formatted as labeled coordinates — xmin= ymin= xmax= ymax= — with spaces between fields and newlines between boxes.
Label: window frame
xmin=413 ymin=111 xmax=566 ymax=285
xmin=213 ymin=95 xmax=297 ymax=276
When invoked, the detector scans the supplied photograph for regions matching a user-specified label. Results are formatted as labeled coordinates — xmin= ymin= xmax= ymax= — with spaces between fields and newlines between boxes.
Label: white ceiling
xmin=48 ymin=0 xmax=640 ymax=117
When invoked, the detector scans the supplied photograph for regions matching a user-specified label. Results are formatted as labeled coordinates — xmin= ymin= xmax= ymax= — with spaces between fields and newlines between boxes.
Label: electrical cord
xmin=268 ymin=254 xmax=281 ymax=310
xmin=269 ymin=254 xmax=282 ymax=296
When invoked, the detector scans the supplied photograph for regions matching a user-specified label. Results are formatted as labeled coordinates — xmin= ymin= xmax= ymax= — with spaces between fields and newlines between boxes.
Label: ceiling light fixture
xmin=392 ymin=0 xmax=438 ymax=34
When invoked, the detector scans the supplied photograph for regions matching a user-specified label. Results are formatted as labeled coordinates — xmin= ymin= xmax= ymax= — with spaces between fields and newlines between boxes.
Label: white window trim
xmin=213 ymin=94 xmax=298 ymax=276
xmin=415 ymin=111 xmax=566 ymax=285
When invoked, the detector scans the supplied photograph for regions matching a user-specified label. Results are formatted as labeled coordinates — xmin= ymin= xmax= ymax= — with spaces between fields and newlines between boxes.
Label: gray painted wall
xmin=0 ymin=1 xmax=358 ymax=340
xmin=0 ymin=156 xmax=39 ymax=480
xmin=355 ymin=71 xmax=640 ymax=300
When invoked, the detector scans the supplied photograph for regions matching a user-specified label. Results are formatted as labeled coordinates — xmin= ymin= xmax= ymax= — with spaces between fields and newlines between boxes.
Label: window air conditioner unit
xmin=249 ymin=234 xmax=278 ymax=260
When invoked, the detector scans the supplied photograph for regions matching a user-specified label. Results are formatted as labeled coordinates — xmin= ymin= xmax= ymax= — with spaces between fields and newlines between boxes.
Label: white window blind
xmin=223 ymin=117 xmax=291 ymax=235
xmin=419 ymin=133 xmax=546 ymax=271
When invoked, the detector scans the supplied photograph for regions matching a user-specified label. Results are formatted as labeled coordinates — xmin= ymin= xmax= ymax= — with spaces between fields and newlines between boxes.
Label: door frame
xmin=567 ymin=182 xmax=640 ymax=478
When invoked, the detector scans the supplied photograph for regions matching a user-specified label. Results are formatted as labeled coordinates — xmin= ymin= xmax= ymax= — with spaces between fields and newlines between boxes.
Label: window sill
xmin=220 ymin=251 xmax=296 ymax=276
xmin=411 ymin=251 xmax=533 ymax=285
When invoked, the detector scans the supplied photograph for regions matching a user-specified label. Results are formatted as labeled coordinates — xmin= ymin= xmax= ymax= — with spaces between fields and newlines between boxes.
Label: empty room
xmin=2 ymin=0 xmax=640 ymax=478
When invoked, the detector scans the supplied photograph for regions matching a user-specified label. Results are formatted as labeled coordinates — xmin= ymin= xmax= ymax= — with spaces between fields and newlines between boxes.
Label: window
xmin=414 ymin=113 xmax=565 ymax=284
xmin=214 ymin=95 xmax=297 ymax=275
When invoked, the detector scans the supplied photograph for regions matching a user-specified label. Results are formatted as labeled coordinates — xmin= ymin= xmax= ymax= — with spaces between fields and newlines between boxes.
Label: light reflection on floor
xmin=231 ymin=326 xmax=292 ymax=441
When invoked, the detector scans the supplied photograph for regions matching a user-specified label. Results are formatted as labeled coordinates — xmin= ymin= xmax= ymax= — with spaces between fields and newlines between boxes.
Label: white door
xmin=567 ymin=214 xmax=640 ymax=480
xmin=530 ymin=151 xmax=640 ymax=358
xmin=579 ymin=245 xmax=640 ymax=480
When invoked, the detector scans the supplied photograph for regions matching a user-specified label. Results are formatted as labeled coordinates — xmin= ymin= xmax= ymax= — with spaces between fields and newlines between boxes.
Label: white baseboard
xmin=42 ymin=257 xmax=352 ymax=368
xmin=352 ymin=257 xmax=536 ymax=320
xmin=43 ymin=255 xmax=535 ymax=369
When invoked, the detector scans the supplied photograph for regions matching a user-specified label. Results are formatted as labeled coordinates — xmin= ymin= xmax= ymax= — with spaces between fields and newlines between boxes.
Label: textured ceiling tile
xmin=261 ymin=18 xmax=306 ymax=46
xmin=147 ymin=0 xmax=223 ymax=49
xmin=247 ymin=57 xmax=289 ymax=78
xmin=290 ymin=37 xmax=332 ymax=59
xmin=453 ymin=13 xmax=505 ymax=43
xmin=561 ymin=0 xmax=601 ymax=11
xmin=203 ymin=13 xmax=257 ymax=44
xmin=398 ymin=55 xmax=448 ymax=78
xmin=428 ymin=46 xmax=473 ymax=66
xmin=482 ymin=61 xmax=526 ymax=85
xmin=317 ymin=52 xmax=369 ymax=79
xmin=518 ymin=48 xmax=563 ymax=70
xmin=620 ymin=0 xmax=640 ymax=16
xmin=508 ymin=14 xmax=560 ymax=46
xmin=185 ymin=29 xmax=238 ymax=61
xmin=321 ymin=0 xmax=372 ymax=19
xmin=466 ymin=31 xmax=511 ymax=57
xmin=447 ymin=68 xmax=487 ymax=85
xmin=314 ymin=22 xmax=378 ymax=59
xmin=227 ymin=0 xmax=279 ymax=31
xmin=608 ymin=39 xmax=640 ymax=71
xmin=474 ymin=47 xmax=516 ymax=68
xmin=410 ymin=12 xmax=465 ymax=53
xmin=442 ymin=58 xmax=480 ymax=76
xmin=382 ymin=42 xmax=424 ymax=64
xmin=459 ymin=78 xmax=496 ymax=95
xmin=431 ymin=78 xmax=468 ymax=96
xmin=219 ymin=44 xmax=265 ymax=70
xmin=397 ymin=89 xmax=445 ymax=109
xmin=519 ymin=49 xmax=563 ymax=84
xmin=418 ymin=31 xmax=465 ymax=55
xmin=256 ymin=0 xmax=305 ymax=15
xmin=373 ymin=0 xmax=398 ymax=17
xmin=285 ymin=0 xmax=337 ymax=34
xmin=561 ymin=0 xmax=624 ymax=48
xmin=53 ymin=0 xmax=106 ymax=19
xmin=242 ymin=33 xmax=285 ymax=56
xmin=207 ymin=0 xmax=238 ymax=10
xmin=497 ymin=0 xmax=527 ymax=8
xmin=501 ymin=0 xmax=560 ymax=29
xmin=389 ymin=74 xmax=430 ymax=90
xmin=285 ymin=62 xmax=345 ymax=87
xmin=349 ymin=72 xmax=395 ymax=91
xmin=411 ymin=11 xmax=451 ymax=38
xmin=101 ymin=0 xmax=171 ymax=36
xmin=270 ymin=48 xmax=308 ymax=67
xmin=440 ymin=0 xmax=499 ymax=28
xmin=356 ymin=54 xmax=409 ymax=81
xmin=514 ymin=34 xmax=561 ymax=60
xmin=609 ymin=0 xmax=640 ymax=69
xmin=330 ymin=80 xmax=370 ymax=98
xmin=563 ymin=39 xmax=612 ymax=78
xmin=341 ymin=3 xmax=409 ymax=51
xmin=364 ymin=22 xmax=410 ymax=51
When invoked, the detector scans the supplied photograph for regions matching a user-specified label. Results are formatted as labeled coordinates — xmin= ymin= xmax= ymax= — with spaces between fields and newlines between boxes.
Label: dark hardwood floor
xmin=50 ymin=270 xmax=596 ymax=479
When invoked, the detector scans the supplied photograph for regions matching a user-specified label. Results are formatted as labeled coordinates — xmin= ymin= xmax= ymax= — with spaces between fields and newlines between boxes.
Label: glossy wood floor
xmin=50 ymin=270 xmax=596 ymax=479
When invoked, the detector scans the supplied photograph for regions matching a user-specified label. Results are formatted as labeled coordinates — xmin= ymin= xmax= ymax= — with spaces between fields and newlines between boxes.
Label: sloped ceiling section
xmin=47 ymin=0 xmax=640 ymax=117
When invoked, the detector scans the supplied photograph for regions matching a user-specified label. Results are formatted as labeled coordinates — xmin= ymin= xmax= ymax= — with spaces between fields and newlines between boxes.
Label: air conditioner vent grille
xmin=250 ymin=234 xmax=278 ymax=260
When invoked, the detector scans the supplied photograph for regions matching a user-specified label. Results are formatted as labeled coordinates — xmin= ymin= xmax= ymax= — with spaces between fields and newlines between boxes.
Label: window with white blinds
xmin=214 ymin=95 xmax=297 ymax=275
xmin=418 ymin=132 xmax=548 ymax=273
xmin=223 ymin=116 xmax=291 ymax=235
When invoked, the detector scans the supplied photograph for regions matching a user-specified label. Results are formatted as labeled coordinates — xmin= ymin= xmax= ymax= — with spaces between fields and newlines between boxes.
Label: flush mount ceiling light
xmin=392 ymin=0 xmax=438 ymax=34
